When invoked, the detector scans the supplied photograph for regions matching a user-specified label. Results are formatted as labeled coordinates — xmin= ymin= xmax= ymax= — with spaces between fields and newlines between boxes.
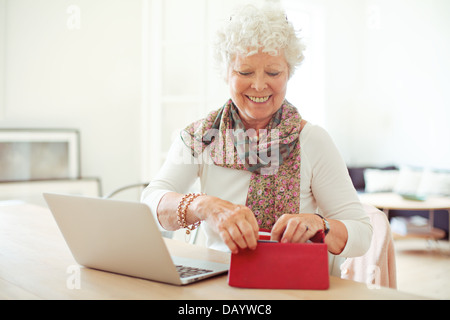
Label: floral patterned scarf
xmin=181 ymin=99 xmax=302 ymax=229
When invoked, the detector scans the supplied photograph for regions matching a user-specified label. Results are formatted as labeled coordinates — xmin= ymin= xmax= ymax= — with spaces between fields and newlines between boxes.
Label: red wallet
xmin=228 ymin=232 xmax=329 ymax=290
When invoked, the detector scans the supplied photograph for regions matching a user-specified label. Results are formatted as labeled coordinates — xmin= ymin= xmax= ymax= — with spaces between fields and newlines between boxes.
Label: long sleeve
xmin=299 ymin=124 xmax=373 ymax=258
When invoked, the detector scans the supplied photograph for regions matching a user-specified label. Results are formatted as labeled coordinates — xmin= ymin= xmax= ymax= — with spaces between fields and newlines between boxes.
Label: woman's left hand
xmin=271 ymin=214 xmax=323 ymax=243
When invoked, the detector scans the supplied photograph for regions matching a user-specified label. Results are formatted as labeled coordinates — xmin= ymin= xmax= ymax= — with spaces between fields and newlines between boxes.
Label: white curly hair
xmin=213 ymin=3 xmax=306 ymax=80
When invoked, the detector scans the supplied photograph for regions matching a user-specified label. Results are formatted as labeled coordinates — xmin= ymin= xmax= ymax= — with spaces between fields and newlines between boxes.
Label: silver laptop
xmin=43 ymin=193 xmax=228 ymax=285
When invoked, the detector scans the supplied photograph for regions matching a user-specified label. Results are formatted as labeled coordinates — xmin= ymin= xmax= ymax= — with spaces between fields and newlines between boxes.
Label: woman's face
xmin=227 ymin=50 xmax=289 ymax=130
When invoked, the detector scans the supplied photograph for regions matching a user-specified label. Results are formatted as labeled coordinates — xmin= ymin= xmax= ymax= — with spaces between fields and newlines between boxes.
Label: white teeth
xmin=248 ymin=96 xmax=270 ymax=103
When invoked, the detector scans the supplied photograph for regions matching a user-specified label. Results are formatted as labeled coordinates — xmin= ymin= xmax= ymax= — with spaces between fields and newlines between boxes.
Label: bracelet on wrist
xmin=176 ymin=193 xmax=206 ymax=238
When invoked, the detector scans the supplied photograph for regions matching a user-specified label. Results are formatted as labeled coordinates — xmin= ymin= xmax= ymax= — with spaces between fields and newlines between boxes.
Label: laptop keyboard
xmin=175 ymin=265 xmax=213 ymax=278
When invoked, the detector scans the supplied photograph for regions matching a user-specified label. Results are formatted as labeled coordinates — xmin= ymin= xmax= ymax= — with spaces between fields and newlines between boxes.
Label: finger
xmin=219 ymin=229 xmax=239 ymax=254
xmin=250 ymin=214 xmax=260 ymax=239
xmin=228 ymin=206 xmax=258 ymax=250
xmin=243 ymin=208 xmax=260 ymax=246
xmin=301 ymin=225 xmax=320 ymax=243
xmin=229 ymin=221 xmax=254 ymax=251
xmin=271 ymin=216 xmax=289 ymax=242
xmin=216 ymin=207 xmax=245 ymax=252
xmin=291 ymin=223 xmax=309 ymax=243
xmin=236 ymin=220 xmax=258 ymax=250
xmin=238 ymin=206 xmax=259 ymax=234
xmin=281 ymin=219 xmax=300 ymax=243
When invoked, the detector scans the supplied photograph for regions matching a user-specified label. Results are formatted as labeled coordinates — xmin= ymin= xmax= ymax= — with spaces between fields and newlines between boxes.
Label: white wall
xmin=321 ymin=0 xmax=450 ymax=170
xmin=0 ymin=0 xmax=143 ymax=195
xmin=279 ymin=0 xmax=450 ymax=170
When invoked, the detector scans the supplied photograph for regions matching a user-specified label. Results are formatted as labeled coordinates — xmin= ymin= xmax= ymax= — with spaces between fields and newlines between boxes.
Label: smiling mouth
xmin=247 ymin=95 xmax=271 ymax=103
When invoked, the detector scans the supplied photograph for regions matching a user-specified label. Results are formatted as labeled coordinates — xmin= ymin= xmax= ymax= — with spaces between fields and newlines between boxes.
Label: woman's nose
xmin=251 ymin=74 xmax=268 ymax=92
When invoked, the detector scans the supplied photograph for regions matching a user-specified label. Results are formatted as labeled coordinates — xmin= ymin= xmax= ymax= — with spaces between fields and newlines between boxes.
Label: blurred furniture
xmin=0 ymin=178 xmax=101 ymax=207
xmin=0 ymin=128 xmax=102 ymax=207
xmin=348 ymin=165 xmax=450 ymax=240
xmin=0 ymin=129 xmax=80 ymax=181
xmin=359 ymin=192 xmax=450 ymax=241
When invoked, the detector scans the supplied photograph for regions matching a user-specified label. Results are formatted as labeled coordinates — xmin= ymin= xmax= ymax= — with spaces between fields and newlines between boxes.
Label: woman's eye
xmin=236 ymin=71 xmax=280 ymax=77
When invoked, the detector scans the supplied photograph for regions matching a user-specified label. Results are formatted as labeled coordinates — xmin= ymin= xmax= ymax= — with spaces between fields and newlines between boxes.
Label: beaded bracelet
xmin=176 ymin=193 xmax=206 ymax=238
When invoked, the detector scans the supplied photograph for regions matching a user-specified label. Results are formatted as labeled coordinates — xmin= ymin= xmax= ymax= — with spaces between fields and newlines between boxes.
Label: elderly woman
xmin=141 ymin=4 xmax=372 ymax=276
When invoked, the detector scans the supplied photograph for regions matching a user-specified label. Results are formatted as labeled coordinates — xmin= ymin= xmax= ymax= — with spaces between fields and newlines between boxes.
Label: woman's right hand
xmin=192 ymin=196 xmax=259 ymax=254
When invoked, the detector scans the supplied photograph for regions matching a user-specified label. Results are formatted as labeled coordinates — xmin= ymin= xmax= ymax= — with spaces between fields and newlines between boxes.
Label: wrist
xmin=315 ymin=214 xmax=330 ymax=236
xmin=186 ymin=193 xmax=209 ymax=223
xmin=177 ymin=193 xmax=206 ymax=233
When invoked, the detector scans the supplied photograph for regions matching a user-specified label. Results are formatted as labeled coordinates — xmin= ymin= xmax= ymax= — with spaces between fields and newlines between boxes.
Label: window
xmin=282 ymin=0 xmax=326 ymax=127
xmin=141 ymin=0 xmax=240 ymax=180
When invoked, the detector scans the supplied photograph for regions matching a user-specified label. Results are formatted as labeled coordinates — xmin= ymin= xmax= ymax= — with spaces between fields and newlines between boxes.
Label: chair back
xmin=341 ymin=203 xmax=397 ymax=289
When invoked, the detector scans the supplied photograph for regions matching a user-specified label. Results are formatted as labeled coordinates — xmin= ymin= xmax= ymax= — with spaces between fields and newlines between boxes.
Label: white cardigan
xmin=141 ymin=123 xmax=373 ymax=276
